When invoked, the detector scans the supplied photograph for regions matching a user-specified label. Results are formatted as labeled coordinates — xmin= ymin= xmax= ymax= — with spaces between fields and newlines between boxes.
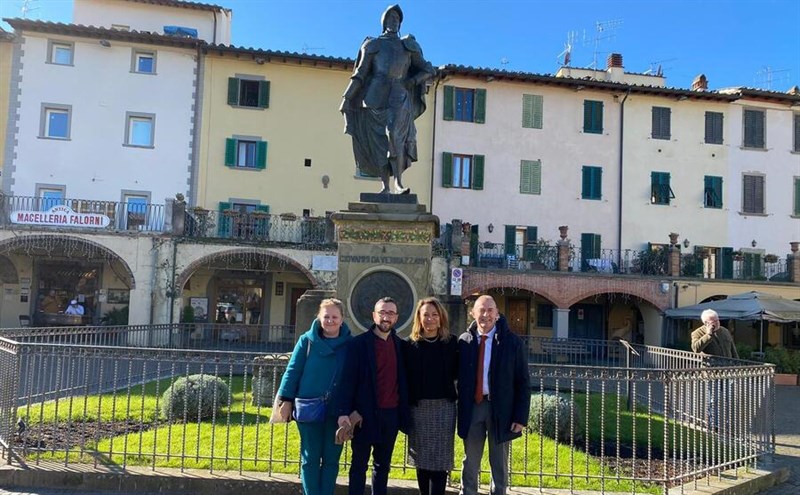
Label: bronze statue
xmin=340 ymin=4 xmax=435 ymax=194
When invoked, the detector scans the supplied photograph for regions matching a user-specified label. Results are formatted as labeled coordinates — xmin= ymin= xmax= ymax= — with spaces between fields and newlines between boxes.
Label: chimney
xmin=691 ymin=74 xmax=708 ymax=91
xmin=607 ymin=53 xmax=623 ymax=69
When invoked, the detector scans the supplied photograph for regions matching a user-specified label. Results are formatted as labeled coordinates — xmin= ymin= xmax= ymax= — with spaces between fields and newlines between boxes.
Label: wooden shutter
xmin=794 ymin=178 xmax=800 ymax=216
xmin=474 ymin=88 xmax=487 ymax=124
xmin=522 ymin=94 xmax=543 ymax=129
xmin=744 ymin=109 xmax=765 ymax=148
xmin=443 ymin=86 xmax=455 ymax=121
xmin=582 ymin=166 xmax=601 ymax=199
xmin=704 ymin=175 xmax=722 ymax=208
xmin=705 ymin=111 xmax=723 ymax=144
xmin=742 ymin=174 xmax=765 ymax=213
xmin=217 ymin=201 xmax=232 ymax=237
xmin=794 ymin=113 xmax=800 ymax=152
xmin=224 ymin=138 xmax=237 ymax=167
xmin=505 ymin=225 xmax=516 ymax=256
xmin=441 ymin=152 xmax=453 ymax=188
xmin=583 ymin=100 xmax=602 ymax=133
xmin=720 ymin=247 xmax=733 ymax=279
xmin=580 ymin=233 xmax=601 ymax=270
xmin=258 ymin=80 xmax=270 ymax=108
xmin=523 ymin=226 xmax=538 ymax=260
xmin=469 ymin=224 xmax=479 ymax=264
xmin=743 ymin=253 xmax=763 ymax=279
xmin=532 ymin=94 xmax=543 ymax=129
xmin=652 ymin=107 xmax=671 ymax=139
xmin=472 ymin=154 xmax=485 ymax=190
xmin=256 ymin=141 xmax=268 ymax=169
xmin=520 ymin=160 xmax=540 ymax=195
xmin=227 ymin=77 xmax=239 ymax=105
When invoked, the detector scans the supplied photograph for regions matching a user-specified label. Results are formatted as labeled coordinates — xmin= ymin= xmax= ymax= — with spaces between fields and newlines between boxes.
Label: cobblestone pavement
xmin=756 ymin=385 xmax=800 ymax=495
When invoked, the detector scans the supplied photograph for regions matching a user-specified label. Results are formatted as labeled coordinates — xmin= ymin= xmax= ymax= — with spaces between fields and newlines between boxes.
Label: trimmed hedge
xmin=160 ymin=374 xmax=230 ymax=421
xmin=528 ymin=393 xmax=585 ymax=443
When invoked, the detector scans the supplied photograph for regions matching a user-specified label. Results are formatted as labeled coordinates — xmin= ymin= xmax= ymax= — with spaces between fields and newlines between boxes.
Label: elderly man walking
xmin=691 ymin=309 xmax=739 ymax=358
xmin=457 ymin=295 xmax=530 ymax=495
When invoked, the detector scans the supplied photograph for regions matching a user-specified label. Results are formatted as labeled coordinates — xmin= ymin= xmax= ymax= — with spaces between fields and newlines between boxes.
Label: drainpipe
xmin=168 ymin=239 xmax=178 ymax=326
xmin=212 ymin=10 xmax=217 ymax=44
xmin=429 ymin=73 xmax=441 ymax=213
xmin=617 ymin=88 xmax=631 ymax=266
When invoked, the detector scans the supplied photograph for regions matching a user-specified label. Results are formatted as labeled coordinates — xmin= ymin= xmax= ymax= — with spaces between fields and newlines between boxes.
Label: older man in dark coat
xmin=457 ymin=295 xmax=530 ymax=495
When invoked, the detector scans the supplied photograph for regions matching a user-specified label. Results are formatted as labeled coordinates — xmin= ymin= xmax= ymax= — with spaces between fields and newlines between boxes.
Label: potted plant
xmin=763 ymin=346 xmax=800 ymax=386
xmin=764 ymin=254 xmax=779 ymax=263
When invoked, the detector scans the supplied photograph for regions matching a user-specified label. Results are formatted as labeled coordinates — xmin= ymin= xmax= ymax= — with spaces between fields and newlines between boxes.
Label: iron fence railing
xmin=0 ymin=328 xmax=775 ymax=493
xmin=0 ymin=195 xmax=165 ymax=232
xmin=182 ymin=210 xmax=334 ymax=246
xmin=476 ymin=242 xmax=558 ymax=271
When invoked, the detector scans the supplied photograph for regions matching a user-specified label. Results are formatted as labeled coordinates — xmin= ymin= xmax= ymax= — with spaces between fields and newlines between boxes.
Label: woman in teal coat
xmin=277 ymin=298 xmax=352 ymax=495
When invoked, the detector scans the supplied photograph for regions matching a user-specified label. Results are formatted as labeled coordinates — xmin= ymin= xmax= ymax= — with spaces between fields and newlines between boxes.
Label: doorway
xmin=506 ymin=297 xmax=530 ymax=336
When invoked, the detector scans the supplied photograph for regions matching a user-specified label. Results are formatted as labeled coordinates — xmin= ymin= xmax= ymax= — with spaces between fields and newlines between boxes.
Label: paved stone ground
xmin=1 ymin=385 xmax=797 ymax=495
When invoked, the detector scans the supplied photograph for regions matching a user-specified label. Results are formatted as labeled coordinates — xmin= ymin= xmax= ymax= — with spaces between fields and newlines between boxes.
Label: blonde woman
xmin=277 ymin=298 xmax=352 ymax=495
xmin=403 ymin=297 xmax=458 ymax=495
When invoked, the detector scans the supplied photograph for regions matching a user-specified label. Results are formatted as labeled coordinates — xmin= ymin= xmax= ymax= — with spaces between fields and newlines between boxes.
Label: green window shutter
xmin=505 ymin=225 xmax=516 ymax=256
xmin=705 ymin=111 xmax=723 ymax=144
xmin=794 ymin=178 xmax=800 ymax=216
xmin=227 ymin=77 xmax=239 ymax=105
xmin=742 ymin=174 xmax=765 ymax=213
xmin=254 ymin=204 xmax=270 ymax=237
xmin=256 ymin=204 xmax=269 ymax=213
xmin=720 ymin=247 xmax=733 ymax=279
xmin=469 ymin=224 xmax=479 ymax=263
xmin=794 ymin=113 xmax=800 ymax=152
xmin=520 ymin=160 xmax=532 ymax=193
xmin=530 ymin=160 xmax=541 ymax=195
xmin=258 ymin=80 xmax=270 ymax=108
xmin=651 ymin=171 xmax=672 ymax=204
xmin=743 ymin=253 xmax=763 ymax=279
xmin=744 ymin=109 xmax=765 ymax=148
xmin=472 ymin=154 xmax=485 ymax=190
xmin=712 ymin=176 xmax=722 ymax=208
xmin=522 ymin=94 xmax=543 ymax=129
xmin=224 ymin=138 xmax=237 ymax=167
xmin=580 ymin=233 xmax=601 ymax=269
xmin=652 ymin=107 xmax=671 ymax=139
xmin=217 ymin=201 xmax=232 ymax=237
xmin=523 ymin=226 xmax=537 ymax=261
xmin=256 ymin=141 xmax=268 ymax=169
xmin=474 ymin=88 xmax=487 ymax=124
xmin=443 ymin=86 xmax=454 ymax=121
xmin=594 ymin=102 xmax=603 ymax=133
xmin=526 ymin=226 xmax=538 ymax=243
xmin=704 ymin=175 xmax=722 ymax=208
xmin=582 ymin=166 xmax=601 ymax=199
xmin=441 ymin=152 xmax=453 ymax=188
xmin=583 ymin=100 xmax=603 ymax=133
xmin=582 ymin=166 xmax=591 ymax=198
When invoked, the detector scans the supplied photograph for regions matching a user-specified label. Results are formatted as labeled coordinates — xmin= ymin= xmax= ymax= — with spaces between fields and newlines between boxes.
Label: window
xmin=537 ymin=303 xmax=554 ymax=328
xmin=40 ymin=104 xmax=71 ymax=139
xmin=441 ymin=152 xmax=484 ymax=190
xmin=580 ymin=233 xmax=602 ymax=271
xmin=704 ymin=175 xmax=723 ymax=208
xmin=581 ymin=166 xmax=602 ymax=200
xmin=743 ymin=109 xmax=765 ymax=148
xmin=741 ymin=173 xmax=765 ymax=214
xmin=794 ymin=177 xmax=800 ymax=217
xmin=37 ymin=187 xmax=65 ymax=211
xmin=47 ymin=40 xmax=73 ymax=65
xmin=227 ymin=77 xmax=270 ymax=108
xmin=225 ymin=137 xmax=267 ymax=169
xmin=650 ymin=171 xmax=674 ymax=205
xmin=793 ymin=113 xmax=800 ymax=152
xmin=504 ymin=225 xmax=538 ymax=260
xmin=522 ymin=94 xmax=543 ymax=129
xmin=652 ymin=107 xmax=671 ymax=139
xmin=132 ymin=50 xmax=156 ymax=74
xmin=704 ymin=111 xmax=723 ymax=144
xmin=217 ymin=201 xmax=269 ymax=238
xmin=519 ymin=159 xmax=541 ymax=195
xmin=124 ymin=113 xmax=155 ymax=147
xmin=583 ymin=100 xmax=603 ymax=134
xmin=443 ymin=85 xmax=486 ymax=123
xmin=122 ymin=193 xmax=149 ymax=230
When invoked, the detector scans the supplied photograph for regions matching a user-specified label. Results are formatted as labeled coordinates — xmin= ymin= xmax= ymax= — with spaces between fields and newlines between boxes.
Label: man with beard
xmin=338 ymin=297 xmax=410 ymax=495
xmin=457 ymin=295 xmax=530 ymax=495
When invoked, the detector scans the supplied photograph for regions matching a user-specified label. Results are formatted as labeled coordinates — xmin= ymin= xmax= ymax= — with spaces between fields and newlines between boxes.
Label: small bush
xmin=161 ymin=374 xmax=230 ymax=421
xmin=763 ymin=346 xmax=800 ymax=374
xmin=528 ymin=393 xmax=584 ymax=443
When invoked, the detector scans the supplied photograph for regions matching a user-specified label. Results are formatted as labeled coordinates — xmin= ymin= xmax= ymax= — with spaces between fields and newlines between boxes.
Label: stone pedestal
xmin=667 ymin=246 xmax=681 ymax=277
xmin=332 ymin=201 xmax=439 ymax=335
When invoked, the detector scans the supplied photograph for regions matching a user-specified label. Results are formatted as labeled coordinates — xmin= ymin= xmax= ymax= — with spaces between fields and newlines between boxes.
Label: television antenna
xmin=301 ymin=43 xmax=325 ymax=54
xmin=754 ymin=66 xmax=791 ymax=90
xmin=20 ymin=0 xmax=40 ymax=18
xmin=643 ymin=58 xmax=677 ymax=77
xmin=583 ymin=19 xmax=623 ymax=70
xmin=556 ymin=30 xmax=577 ymax=67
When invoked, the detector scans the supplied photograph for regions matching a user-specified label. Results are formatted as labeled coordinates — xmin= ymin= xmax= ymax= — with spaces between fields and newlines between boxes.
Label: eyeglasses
xmin=376 ymin=310 xmax=398 ymax=317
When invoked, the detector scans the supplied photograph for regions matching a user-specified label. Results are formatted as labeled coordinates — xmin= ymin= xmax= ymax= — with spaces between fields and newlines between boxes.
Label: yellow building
xmin=195 ymin=45 xmax=434 ymax=218
xmin=0 ymin=29 xmax=14 ymax=179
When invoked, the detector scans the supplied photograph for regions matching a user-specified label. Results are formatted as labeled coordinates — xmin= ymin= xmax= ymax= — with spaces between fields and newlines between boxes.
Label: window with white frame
xmin=122 ymin=193 xmax=149 ymax=230
xmin=441 ymin=152 xmax=484 ymax=190
xmin=40 ymin=104 xmax=71 ymax=139
xmin=48 ymin=40 xmax=73 ymax=65
xmin=224 ymin=137 xmax=267 ymax=169
xmin=132 ymin=50 xmax=156 ymax=74
xmin=124 ymin=113 xmax=155 ymax=147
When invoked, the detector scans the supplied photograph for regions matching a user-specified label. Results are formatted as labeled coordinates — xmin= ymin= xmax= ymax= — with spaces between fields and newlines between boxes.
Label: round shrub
xmin=161 ymin=374 xmax=230 ymax=421
xmin=528 ymin=393 xmax=584 ymax=443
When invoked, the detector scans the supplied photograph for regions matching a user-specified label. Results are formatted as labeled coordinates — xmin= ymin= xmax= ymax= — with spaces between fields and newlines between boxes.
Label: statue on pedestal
xmin=340 ymin=4 xmax=435 ymax=195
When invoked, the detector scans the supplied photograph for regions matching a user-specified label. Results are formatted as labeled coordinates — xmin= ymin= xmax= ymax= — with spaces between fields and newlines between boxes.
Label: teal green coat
xmin=277 ymin=320 xmax=352 ymax=414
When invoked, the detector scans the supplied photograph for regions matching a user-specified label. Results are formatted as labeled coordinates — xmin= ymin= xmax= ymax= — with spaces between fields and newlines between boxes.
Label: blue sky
xmin=2 ymin=0 xmax=798 ymax=91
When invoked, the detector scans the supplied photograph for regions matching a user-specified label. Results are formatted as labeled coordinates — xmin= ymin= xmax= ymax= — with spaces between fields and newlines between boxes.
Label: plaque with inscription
xmin=350 ymin=270 xmax=415 ymax=331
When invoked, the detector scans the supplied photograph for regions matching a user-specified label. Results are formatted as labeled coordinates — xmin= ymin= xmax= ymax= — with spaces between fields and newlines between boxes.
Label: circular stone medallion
xmin=350 ymin=270 xmax=415 ymax=331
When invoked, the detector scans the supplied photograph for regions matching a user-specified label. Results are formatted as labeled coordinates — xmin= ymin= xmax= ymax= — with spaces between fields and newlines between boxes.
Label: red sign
xmin=10 ymin=205 xmax=111 ymax=228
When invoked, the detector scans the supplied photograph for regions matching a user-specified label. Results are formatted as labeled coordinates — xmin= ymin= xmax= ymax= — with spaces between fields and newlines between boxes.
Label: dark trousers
xmin=349 ymin=407 xmax=399 ymax=495
xmin=416 ymin=469 xmax=448 ymax=495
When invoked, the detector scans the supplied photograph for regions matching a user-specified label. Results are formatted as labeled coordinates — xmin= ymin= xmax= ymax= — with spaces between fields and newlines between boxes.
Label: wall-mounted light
xmin=751 ymin=239 xmax=757 ymax=248
xmin=487 ymin=223 xmax=494 ymax=233
xmin=683 ymin=238 xmax=690 ymax=248
xmin=99 ymin=39 xmax=111 ymax=47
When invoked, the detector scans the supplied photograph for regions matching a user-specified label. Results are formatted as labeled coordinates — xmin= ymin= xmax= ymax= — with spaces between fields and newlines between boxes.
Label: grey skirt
xmin=408 ymin=398 xmax=456 ymax=471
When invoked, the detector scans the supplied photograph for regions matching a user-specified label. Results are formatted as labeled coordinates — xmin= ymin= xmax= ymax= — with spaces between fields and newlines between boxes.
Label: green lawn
xmin=19 ymin=377 xmax=660 ymax=493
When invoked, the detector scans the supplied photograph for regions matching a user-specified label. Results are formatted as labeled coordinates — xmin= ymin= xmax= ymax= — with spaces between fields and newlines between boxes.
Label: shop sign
xmin=10 ymin=204 xmax=111 ymax=228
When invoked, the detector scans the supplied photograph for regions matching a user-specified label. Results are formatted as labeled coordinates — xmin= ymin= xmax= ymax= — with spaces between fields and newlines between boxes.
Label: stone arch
xmin=175 ymin=247 xmax=319 ymax=291
xmin=0 ymin=255 xmax=19 ymax=284
xmin=0 ymin=234 xmax=136 ymax=288
xmin=461 ymin=280 xmax=563 ymax=308
xmin=564 ymin=288 xmax=666 ymax=312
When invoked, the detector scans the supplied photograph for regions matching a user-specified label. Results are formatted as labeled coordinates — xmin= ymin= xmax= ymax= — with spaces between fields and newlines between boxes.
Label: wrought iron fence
xmin=183 ymin=209 xmax=333 ymax=246
xmin=0 ymin=329 xmax=774 ymax=493
xmin=0 ymin=195 xmax=166 ymax=232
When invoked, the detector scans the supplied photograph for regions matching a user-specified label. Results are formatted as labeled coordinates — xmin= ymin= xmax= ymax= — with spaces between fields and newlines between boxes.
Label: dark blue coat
xmin=457 ymin=316 xmax=530 ymax=444
xmin=336 ymin=326 xmax=410 ymax=444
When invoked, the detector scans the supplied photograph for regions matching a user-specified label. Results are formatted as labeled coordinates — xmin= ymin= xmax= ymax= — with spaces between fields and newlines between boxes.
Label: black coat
xmin=403 ymin=335 xmax=458 ymax=406
xmin=336 ymin=326 xmax=410 ymax=444
xmin=456 ymin=316 xmax=531 ymax=444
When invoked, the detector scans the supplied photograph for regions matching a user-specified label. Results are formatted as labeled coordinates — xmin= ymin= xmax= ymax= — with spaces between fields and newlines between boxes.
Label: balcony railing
xmin=682 ymin=252 xmax=790 ymax=282
xmin=476 ymin=242 xmax=558 ymax=270
xmin=1 ymin=195 xmax=165 ymax=232
xmin=183 ymin=209 xmax=333 ymax=246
